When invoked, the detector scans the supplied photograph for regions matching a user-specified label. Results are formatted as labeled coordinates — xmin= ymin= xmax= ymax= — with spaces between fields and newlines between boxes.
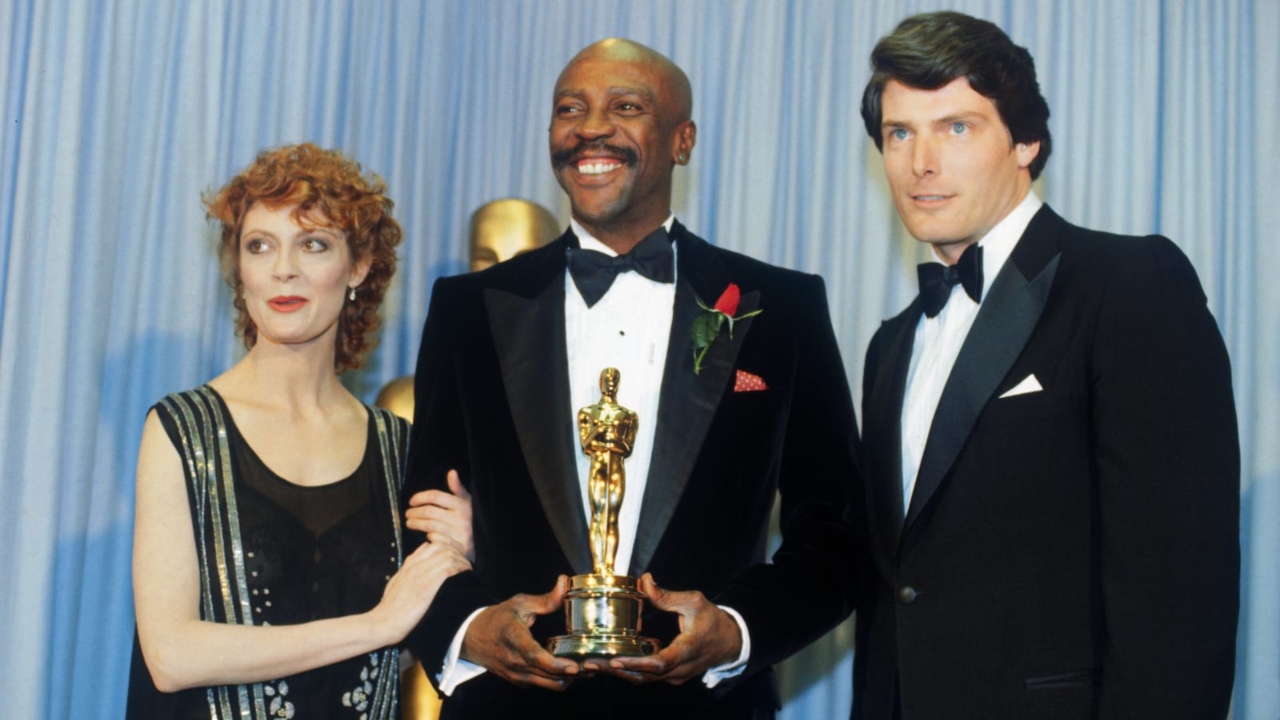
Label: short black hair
xmin=861 ymin=11 xmax=1052 ymax=180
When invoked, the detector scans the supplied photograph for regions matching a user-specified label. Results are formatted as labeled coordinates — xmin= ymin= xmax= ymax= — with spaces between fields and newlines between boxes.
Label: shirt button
xmin=897 ymin=585 xmax=918 ymax=604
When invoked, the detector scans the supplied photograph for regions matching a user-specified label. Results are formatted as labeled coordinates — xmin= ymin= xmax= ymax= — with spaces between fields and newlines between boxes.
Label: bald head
xmin=560 ymin=38 xmax=693 ymax=122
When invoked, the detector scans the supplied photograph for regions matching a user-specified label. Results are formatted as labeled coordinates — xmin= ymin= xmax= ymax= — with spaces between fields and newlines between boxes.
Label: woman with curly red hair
xmin=127 ymin=144 xmax=470 ymax=719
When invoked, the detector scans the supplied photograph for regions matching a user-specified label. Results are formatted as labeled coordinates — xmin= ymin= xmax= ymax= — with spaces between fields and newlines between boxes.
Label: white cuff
xmin=702 ymin=605 xmax=750 ymax=688
xmin=436 ymin=607 xmax=489 ymax=695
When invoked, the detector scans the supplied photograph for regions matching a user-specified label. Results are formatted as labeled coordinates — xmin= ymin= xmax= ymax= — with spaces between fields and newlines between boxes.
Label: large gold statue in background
xmin=579 ymin=368 xmax=637 ymax=577
xmin=549 ymin=368 xmax=659 ymax=658
xmin=467 ymin=197 xmax=561 ymax=271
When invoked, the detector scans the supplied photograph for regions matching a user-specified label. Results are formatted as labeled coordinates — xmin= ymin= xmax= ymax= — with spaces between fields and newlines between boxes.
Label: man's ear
xmin=673 ymin=120 xmax=697 ymax=165
xmin=1015 ymin=140 xmax=1041 ymax=169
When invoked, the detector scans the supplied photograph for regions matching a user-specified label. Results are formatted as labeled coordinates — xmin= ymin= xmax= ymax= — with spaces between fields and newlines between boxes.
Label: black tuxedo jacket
xmin=404 ymin=222 xmax=860 ymax=716
xmin=854 ymin=205 xmax=1239 ymax=720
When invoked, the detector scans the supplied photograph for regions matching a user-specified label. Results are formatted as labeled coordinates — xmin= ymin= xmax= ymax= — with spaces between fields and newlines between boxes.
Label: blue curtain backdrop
xmin=1 ymin=1 xmax=1274 ymax=717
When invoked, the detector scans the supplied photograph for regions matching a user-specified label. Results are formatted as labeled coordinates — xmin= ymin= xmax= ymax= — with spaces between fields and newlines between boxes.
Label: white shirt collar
xmin=569 ymin=214 xmax=676 ymax=257
xmin=980 ymin=191 xmax=1041 ymax=296
xmin=929 ymin=190 xmax=1042 ymax=300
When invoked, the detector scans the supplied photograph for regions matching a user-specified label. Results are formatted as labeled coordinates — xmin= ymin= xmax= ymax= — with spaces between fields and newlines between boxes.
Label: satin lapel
xmin=629 ymin=224 xmax=757 ymax=574
xmin=864 ymin=306 xmax=920 ymax=555
xmin=904 ymin=212 xmax=1063 ymax=534
xmin=484 ymin=239 xmax=592 ymax=574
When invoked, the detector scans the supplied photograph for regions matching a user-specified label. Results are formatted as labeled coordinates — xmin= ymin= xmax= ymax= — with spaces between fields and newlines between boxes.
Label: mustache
xmin=551 ymin=142 xmax=639 ymax=169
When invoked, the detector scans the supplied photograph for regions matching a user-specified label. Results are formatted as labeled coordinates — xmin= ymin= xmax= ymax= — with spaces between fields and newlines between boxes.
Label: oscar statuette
xmin=548 ymin=368 xmax=660 ymax=658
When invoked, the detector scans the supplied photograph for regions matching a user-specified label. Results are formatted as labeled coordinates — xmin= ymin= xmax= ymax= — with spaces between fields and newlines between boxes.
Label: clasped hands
xmin=405 ymin=471 xmax=744 ymax=691
xmin=458 ymin=572 xmax=744 ymax=691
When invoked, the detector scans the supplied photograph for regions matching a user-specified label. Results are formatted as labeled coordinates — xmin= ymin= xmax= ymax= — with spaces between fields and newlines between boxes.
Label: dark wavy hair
xmin=860 ymin=11 xmax=1053 ymax=180
xmin=204 ymin=143 xmax=403 ymax=372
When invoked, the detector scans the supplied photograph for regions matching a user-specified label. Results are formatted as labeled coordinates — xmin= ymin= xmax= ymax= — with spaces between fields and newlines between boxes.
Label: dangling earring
xmin=348 ymin=286 xmax=356 ymax=302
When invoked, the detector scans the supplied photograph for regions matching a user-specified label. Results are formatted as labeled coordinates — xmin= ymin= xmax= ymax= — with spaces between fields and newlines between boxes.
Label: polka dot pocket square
xmin=734 ymin=369 xmax=769 ymax=392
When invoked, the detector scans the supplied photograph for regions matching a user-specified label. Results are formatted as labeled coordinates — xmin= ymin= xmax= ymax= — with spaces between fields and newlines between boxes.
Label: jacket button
xmin=897 ymin=585 xmax=918 ymax=604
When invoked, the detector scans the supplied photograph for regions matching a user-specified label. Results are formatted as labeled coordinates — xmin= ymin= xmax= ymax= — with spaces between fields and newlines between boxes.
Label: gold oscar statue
xmin=467 ymin=197 xmax=561 ymax=271
xmin=548 ymin=368 xmax=659 ymax=658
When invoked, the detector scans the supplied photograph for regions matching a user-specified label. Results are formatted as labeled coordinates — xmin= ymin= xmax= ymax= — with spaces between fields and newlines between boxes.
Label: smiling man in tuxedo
xmin=853 ymin=11 xmax=1239 ymax=720
xmin=403 ymin=38 xmax=859 ymax=719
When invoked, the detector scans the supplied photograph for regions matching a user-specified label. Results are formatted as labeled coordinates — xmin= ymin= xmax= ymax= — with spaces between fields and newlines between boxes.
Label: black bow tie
xmin=917 ymin=244 xmax=984 ymax=318
xmin=567 ymin=228 xmax=675 ymax=307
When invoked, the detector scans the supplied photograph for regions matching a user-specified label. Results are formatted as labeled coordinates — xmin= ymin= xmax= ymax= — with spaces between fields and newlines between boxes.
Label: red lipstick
xmin=268 ymin=296 xmax=307 ymax=313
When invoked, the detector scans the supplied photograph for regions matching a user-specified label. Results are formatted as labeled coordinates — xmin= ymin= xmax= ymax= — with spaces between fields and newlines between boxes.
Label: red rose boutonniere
xmin=692 ymin=283 xmax=762 ymax=375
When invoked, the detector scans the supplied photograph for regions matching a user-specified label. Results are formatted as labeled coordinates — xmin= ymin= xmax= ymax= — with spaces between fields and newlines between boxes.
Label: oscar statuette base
xmin=548 ymin=574 xmax=659 ymax=658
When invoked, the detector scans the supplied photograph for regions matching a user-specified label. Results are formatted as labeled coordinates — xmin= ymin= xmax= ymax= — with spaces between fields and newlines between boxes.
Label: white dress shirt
xmin=438 ymin=216 xmax=748 ymax=693
xmin=900 ymin=192 xmax=1043 ymax=512
xmin=565 ymin=219 xmax=677 ymax=573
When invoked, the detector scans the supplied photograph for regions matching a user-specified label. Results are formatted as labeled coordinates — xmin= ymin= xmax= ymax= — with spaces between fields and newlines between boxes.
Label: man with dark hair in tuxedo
xmin=854 ymin=11 xmax=1239 ymax=719
xmin=403 ymin=38 xmax=860 ymax=719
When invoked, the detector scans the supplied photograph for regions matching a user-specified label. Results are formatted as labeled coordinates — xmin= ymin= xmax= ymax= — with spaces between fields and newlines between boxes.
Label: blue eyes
xmin=887 ymin=123 xmax=967 ymax=141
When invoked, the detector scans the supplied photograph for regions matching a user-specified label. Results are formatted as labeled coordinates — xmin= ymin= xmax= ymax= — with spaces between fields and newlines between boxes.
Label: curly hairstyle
xmin=860 ymin=11 xmax=1053 ymax=180
xmin=204 ymin=143 xmax=403 ymax=373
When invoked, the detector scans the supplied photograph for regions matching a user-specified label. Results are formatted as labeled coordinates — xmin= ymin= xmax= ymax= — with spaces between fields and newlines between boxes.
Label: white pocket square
xmin=999 ymin=374 xmax=1043 ymax=399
